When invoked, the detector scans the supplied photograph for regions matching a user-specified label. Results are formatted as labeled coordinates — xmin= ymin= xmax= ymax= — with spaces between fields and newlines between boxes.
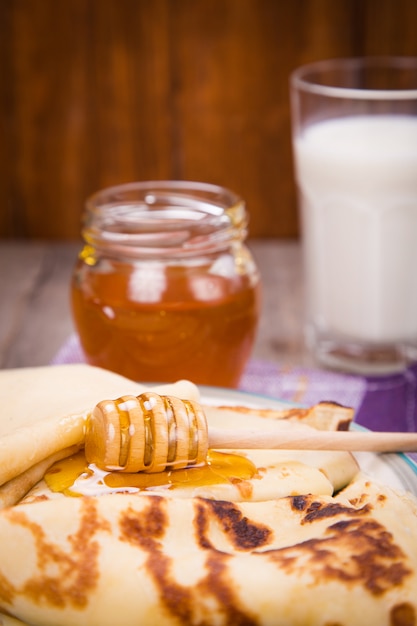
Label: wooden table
xmin=0 ymin=239 xmax=313 ymax=370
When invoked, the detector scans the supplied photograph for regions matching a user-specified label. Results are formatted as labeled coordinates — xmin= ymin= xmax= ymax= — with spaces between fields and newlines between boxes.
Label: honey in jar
xmin=71 ymin=181 xmax=261 ymax=387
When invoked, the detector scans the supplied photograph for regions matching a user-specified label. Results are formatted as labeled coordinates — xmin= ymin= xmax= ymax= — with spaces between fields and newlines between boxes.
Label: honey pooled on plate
xmin=44 ymin=450 xmax=258 ymax=497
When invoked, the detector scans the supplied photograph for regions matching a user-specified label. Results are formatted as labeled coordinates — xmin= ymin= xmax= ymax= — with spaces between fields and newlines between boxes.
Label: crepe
xmin=0 ymin=365 xmax=200 ymax=508
xmin=203 ymin=401 xmax=354 ymax=432
xmin=0 ymin=474 xmax=416 ymax=626
xmin=0 ymin=364 xmax=416 ymax=626
xmin=15 ymin=394 xmax=359 ymax=505
xmin=0 ymin=365 xmax=358 ymax=508
xmin=20 ymin=418 xmax=359 ymax=505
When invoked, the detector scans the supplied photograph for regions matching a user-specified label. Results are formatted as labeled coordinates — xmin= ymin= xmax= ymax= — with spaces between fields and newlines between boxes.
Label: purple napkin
xmin=52 ymin=334 xmax=417 ymax=435
xmin=240 ymin=359 xmax=417 ymax=435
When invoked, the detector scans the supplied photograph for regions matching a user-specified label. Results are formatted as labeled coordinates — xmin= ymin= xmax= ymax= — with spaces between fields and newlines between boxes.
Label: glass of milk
xmin=290 ymin=57 xmax=417 ymax=374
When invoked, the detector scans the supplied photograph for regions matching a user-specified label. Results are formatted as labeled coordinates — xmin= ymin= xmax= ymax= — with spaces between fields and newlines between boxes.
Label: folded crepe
xmin=0 ymin=474 xmax=416 ymax=626
xmin=0 ymin=364 xmax=416 ymax=626
xmin=0 ymin=364 xmax=358 ymax=508
xmin=0 ymin=364 xmax=200 ymax=508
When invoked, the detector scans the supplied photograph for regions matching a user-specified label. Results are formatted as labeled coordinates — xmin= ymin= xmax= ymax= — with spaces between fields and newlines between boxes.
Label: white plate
xmin=200 ymin=386 xmax=417 ymax=497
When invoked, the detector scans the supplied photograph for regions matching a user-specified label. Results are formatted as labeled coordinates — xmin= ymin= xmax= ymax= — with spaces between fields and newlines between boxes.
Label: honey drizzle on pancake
xmin=44 ymin=450 xmax=257 ymax=498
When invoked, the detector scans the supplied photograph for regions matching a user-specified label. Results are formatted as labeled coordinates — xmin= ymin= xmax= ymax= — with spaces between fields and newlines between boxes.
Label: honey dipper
xmin=84 ymin=392 xmax=417 ymax=473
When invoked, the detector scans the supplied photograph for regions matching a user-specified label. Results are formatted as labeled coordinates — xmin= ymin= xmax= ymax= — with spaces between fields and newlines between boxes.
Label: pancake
xmin=20 ymin=446 xmax=355 ymax=505
xmin=0 ymin=365 xmax=199 ymax=508
xmin=0 ymin=365 xmax=415 ymax=625
xmin=0 ymin=365 xmax=358 ymax=508
xmin=0 ymin=474 xmax=416 ymax=626
xmin=13 ymin=379 xmax=358 ymax=505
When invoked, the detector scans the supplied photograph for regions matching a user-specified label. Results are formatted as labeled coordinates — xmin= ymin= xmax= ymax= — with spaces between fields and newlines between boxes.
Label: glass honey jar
xmin=71 ymin=181 xmax=261 ymax=387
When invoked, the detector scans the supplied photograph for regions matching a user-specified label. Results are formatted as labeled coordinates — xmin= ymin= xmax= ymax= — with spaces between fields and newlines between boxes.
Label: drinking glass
xmin=290 ymin=57 xmax=417 ymax=374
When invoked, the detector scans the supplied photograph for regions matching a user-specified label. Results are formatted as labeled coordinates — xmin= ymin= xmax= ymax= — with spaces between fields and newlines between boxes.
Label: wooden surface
xmin=0 ymin=239 xmax=312 ymax=371
xmin=2 ymin=0 xmax=417 ymax=240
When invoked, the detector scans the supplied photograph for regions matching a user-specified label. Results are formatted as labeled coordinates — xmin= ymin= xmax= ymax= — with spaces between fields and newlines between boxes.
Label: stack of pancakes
xmin=0 ymin=365 xmax=415 ymax=626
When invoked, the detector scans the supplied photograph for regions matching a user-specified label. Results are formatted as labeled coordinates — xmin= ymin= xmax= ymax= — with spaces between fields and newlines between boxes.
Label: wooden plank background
xmin=1 ymin=0 xmax=417 ymax=240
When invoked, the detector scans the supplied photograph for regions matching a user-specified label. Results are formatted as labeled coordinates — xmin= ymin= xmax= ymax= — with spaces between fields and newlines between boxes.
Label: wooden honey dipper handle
xmin=208 ymin=428 xmax=417 ymax=453
xmin=85 ymin=392 xmax=417 ymax=474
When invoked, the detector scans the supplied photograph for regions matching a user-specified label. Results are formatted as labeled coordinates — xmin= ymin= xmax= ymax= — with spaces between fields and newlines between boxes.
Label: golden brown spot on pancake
xmin=196 ymin=552 xmax=259 ymax=626
xmin=267 ymin=500 xmax=412 ymax=597
xmin=0 ymin=572 xmax=15 ymax=606
xmin=290 ymin=495 xmax=309 ymax=511
xmin=4 ymin=498 xmax=106 ymax=609
xmin=390 ymin=603 xmax=416 ymax=626
xmin=230 ymin=477 xmax=254 ymax=500
xmin=343 ymin=520 xmax=409 ymax=594
xmin=20 ymin=494 xmax=50 ymax=506
xmin=348 ymin=497 xmax=362 ymax=506
xmin=119 ymin=497 xmax=259 ymax=625
xmin=194 ymin=499 xmax=273 ymax=552
xmin=194 ymin=500 xmax=213 ymax=550
xmin=119 ymin=497 xmax=167 ymax=550
xmin=302 ymin=498 xmax=372 ymax=524
xmin=120 ymin=498 xmax=195 ymax=623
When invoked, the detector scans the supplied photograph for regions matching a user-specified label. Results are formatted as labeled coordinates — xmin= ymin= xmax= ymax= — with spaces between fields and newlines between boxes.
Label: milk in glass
xmin=294 ymin=115 xmax=417 ymax=345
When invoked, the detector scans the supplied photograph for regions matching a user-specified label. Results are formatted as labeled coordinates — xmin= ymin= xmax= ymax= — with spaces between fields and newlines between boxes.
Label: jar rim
xmin=82 ymin=180 xmax=248 ymax=258
xmin=86 ymin=180 xmax=243 ymax=211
